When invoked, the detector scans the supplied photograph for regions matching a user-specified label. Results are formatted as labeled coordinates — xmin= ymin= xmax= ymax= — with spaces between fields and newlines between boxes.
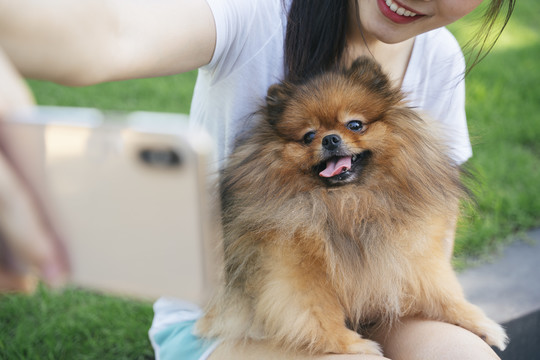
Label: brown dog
xmin=196 ymin=57 xmax=508 ymax=355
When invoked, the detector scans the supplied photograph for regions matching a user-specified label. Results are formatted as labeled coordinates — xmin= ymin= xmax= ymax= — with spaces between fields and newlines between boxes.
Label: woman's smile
xmin=377 ymin=0 xmax=426 ymax=24
xmin=352 ymin=0 xmax=484 ymax=45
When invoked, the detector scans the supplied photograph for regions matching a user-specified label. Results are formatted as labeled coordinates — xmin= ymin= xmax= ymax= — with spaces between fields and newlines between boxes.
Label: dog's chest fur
xmin=264 ymin=188 xmax=434 ymax=327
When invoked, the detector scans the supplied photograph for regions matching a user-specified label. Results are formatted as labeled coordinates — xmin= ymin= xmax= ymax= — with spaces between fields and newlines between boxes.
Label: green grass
xmin=0 ymin=285 xmax=154 ymax=359
xmin=1 ymin=0 xmax=539 ymax=358
xmin=28 ymin=70 xmax=198 ymax=114
xmin=448 ymin=0 xmax=540 ymax=262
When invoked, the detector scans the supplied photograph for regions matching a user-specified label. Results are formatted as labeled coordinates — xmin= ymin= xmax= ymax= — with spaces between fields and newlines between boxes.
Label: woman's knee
xmin=372 ymin=318 xmax=501 ymax=360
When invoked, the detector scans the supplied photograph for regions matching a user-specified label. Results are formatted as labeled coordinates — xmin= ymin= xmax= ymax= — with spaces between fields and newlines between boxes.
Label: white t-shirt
xmin=191 ymin=0 xmax=472 ymax=169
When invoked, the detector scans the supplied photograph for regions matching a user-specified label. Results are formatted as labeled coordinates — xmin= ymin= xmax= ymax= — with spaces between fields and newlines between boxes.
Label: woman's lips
xmin=377 ymin=0 xmax=426 ymax=24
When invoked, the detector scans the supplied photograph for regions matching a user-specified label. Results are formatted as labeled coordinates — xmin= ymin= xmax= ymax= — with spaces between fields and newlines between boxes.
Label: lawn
xmin=1 ymin=0 xmax=539 ymax=358
xmin=448 ymin=0 xmax=540 ymax=262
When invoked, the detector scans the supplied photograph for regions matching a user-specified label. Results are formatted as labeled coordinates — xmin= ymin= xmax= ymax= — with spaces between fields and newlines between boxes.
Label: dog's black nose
xmin=322 ymin=134 xmax=341 ymax=150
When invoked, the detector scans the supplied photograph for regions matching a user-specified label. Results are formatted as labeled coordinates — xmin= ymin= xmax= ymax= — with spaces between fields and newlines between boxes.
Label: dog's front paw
xmin=438 ymin=300 xmax=509 ymax=351
xmin=475 ymin=318 xmax=509 ymax=351
xmin=453 ymin=309 xmax=509 ymax=351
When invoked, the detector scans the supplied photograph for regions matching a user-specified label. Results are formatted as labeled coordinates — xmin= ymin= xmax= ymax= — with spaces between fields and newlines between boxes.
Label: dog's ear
xmin=265 ymin=82 xmax=295 ymax=125
xmin=348 ymin=56 xmax=397 ymax=99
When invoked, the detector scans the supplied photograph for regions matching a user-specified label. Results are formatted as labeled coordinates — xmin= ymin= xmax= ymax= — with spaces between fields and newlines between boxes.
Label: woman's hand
xmin=0 ymin=47 xmax=68 ymax=293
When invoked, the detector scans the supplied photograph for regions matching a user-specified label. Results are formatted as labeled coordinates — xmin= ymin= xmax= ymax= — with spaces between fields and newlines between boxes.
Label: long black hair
xmin=284 ymin=0 xmax=516 ymax=82
xmin=284 ymin=0 xmax=349 ymax=83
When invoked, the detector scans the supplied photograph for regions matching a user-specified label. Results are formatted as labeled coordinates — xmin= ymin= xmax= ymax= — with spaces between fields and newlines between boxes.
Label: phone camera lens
xmin=139 ymin=148 xmax=182 ymax=168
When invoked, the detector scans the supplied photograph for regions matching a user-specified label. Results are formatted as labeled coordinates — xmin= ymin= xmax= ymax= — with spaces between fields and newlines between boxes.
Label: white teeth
xmin=385 ymin=0 xmax=417 ymax=17
xmin=352 ymin=155 xmax=357 ymax=162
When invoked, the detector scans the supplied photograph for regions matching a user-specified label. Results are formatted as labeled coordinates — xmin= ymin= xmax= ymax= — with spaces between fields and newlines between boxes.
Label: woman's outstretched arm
xmin=0 ymin=0 xmax=216 ymax=85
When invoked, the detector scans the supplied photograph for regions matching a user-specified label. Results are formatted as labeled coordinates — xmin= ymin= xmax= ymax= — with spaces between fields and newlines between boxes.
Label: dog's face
xmin=264 ymin=58 xmax=402 ymax=186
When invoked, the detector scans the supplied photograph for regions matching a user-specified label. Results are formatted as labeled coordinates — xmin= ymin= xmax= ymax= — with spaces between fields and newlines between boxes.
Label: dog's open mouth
xmin=316 ymin=151 xmax=371 ymax=184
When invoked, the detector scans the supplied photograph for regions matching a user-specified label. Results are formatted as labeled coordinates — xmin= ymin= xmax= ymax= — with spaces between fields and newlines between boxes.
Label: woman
xmin=0 ymin=0 xmax=514 ymax=359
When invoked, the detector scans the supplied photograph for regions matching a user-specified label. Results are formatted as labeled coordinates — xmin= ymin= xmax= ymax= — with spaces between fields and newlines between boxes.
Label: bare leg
xmin=371 ymin=318 xmax=501 ymax=360
xmin=208 ymin=318 xmax=501 ymax=359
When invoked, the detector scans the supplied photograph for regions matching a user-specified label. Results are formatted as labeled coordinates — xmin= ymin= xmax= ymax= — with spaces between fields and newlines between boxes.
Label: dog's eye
xmin=347 ymin=120 xmax=363 ymax=132
xmin=303 ymin=131 xmax=316 ymax=144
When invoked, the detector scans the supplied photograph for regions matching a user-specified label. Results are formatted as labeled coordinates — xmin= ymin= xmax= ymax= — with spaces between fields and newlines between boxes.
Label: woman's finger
xmin=0 ymin=150 xmax=67 ymax=287
xmin=0 ymin=269 xmax=37 ymax=293
xmin=0 ymin=46 xmax=68 ymax=289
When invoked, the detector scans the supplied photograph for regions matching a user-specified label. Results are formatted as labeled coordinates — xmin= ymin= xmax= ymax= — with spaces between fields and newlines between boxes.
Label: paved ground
xmin=459 ymin=227 xmax=540 ymax=323
xmin=458 ymin=228 xmax=540 ymax=360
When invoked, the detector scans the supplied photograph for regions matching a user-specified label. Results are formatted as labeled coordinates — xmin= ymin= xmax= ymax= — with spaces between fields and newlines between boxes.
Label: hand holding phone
xmin=0 ymin=144 xmax=68 ymax=292
xmin=0 ymin=47 xmax=68 ymax=292
xmin=1 ymin=107 xmax=218 ymax=304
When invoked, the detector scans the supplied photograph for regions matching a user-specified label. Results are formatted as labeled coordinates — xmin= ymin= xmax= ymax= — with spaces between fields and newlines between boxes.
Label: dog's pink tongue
xmin=319 ymin=156 xmax=352 ymax=178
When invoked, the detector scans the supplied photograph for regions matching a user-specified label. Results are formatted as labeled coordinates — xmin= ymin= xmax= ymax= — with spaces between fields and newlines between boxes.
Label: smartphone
xmin=1 ymin=106 xmax=219 ymax=305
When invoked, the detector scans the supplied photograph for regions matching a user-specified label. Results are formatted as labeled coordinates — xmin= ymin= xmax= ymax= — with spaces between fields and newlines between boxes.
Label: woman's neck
xmin=344 ymin=12 xmax=415 ymax=88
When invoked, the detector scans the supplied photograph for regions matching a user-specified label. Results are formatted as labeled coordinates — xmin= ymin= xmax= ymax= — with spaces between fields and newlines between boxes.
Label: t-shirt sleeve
xmin=429 ymin=31 xmax=472 ymax=165
xmin=403 ymin=28 xmax=473 ymax=164
xmin=203 ymin=0 xmax=284 ymax=81
xmin=191 ymin=0 xmax=287 ymax=164
xmin=204 ymin=0 xmax=251 ymax=72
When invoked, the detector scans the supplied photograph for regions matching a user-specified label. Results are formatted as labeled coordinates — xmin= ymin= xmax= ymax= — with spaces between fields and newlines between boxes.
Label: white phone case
xmin=2 ymin=107 xmax=219 ymax=304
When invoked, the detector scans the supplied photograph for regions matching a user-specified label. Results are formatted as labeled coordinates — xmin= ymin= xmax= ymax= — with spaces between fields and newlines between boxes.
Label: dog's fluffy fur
xmin=196 ymin=57 xmax=508 ymax=355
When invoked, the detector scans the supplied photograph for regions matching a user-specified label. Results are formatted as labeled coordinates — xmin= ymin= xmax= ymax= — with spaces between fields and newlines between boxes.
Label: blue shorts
xmin=149 ymin=298 xmax=220 ymax=360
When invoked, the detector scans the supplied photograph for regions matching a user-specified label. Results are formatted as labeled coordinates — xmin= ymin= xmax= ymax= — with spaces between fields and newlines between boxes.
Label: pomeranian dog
xmin=196 ymin=57 xmax=508 ymax=355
